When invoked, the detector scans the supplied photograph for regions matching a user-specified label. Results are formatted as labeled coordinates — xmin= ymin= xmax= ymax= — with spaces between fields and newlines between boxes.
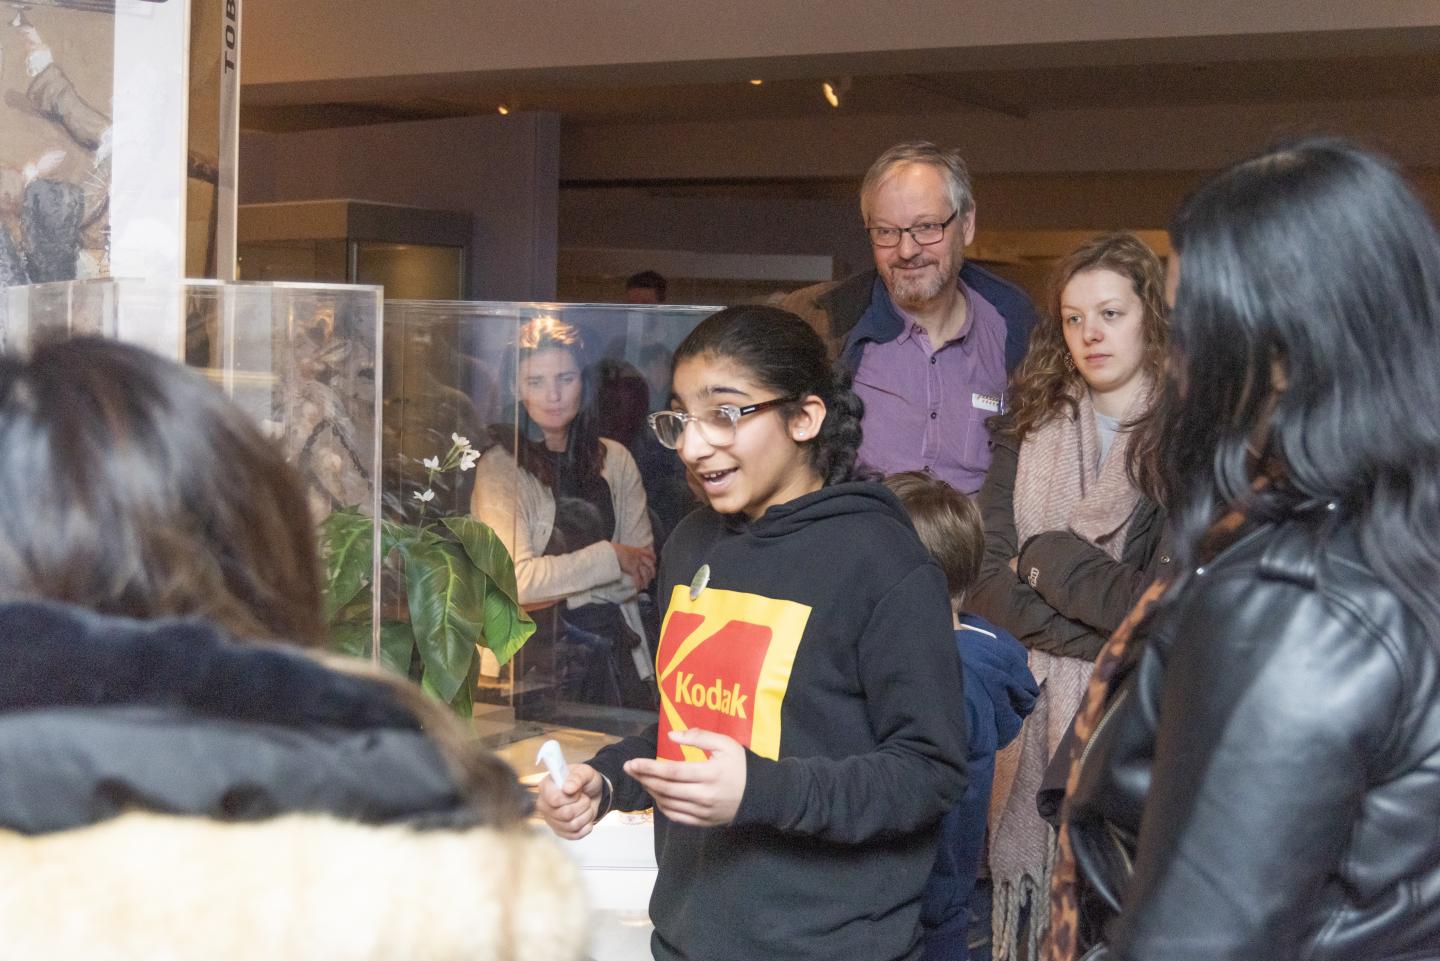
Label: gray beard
xmin=886 ymin=268 xmax=949 ymax=310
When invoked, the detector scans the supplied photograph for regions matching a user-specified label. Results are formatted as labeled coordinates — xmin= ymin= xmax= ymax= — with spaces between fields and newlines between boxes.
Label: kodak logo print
xmin=655 ymin=585 xmax=810 ymax=762
xmin=672 ymin=672 xmax=749 ymax=718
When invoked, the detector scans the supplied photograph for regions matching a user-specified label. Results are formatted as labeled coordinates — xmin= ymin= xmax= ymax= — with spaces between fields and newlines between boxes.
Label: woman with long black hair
xmin=1049 ymin=138 xmax=1440 ymax=960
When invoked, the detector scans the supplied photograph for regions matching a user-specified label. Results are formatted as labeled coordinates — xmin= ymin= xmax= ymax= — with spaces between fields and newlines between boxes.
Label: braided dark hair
xmin=672 ymin=305 xmax=870 ymax=486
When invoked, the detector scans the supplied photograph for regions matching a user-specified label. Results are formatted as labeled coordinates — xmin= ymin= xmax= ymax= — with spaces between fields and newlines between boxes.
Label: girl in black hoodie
xmin=536 ymin=305 xmax=970 ymax=961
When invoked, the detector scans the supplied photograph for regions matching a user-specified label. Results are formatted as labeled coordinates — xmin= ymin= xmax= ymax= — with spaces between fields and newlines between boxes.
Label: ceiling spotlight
xmin=822 ymin=81 xmax=840 ymax=108
xmin=749 ymin=79 xmax=764 ymax=86
xmin=497 ymin=104 xmax=510 ymax=115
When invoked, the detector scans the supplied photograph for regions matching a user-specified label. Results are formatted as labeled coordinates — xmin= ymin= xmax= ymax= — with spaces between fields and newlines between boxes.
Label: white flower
xmin=422 ymin=456 xmax=440 ymax=470
xmin=451 ymin=432 xmax=471 ymax=449
xmin=413 ymin=489 xmax=435 ymax=503
xmin=459 ymin=449 xmax=481 ymax=472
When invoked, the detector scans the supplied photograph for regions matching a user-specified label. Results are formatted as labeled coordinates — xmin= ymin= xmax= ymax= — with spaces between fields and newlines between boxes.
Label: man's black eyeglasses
xmin=866 ymin=210 xmax=959 ymax=249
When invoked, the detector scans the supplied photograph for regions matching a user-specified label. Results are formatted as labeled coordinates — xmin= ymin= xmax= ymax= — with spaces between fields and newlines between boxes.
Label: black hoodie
xmin=590 ymin=482 xmax=969 ymax=961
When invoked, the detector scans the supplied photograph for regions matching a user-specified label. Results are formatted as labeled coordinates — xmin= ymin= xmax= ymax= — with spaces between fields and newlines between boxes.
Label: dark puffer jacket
xmin=1067 ymin=504 xmax=1440 ymax=961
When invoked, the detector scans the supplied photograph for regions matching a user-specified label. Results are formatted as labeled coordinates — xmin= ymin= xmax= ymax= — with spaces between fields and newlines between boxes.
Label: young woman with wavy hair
xmin=968 ymin=232 xmax=1171 ymax=957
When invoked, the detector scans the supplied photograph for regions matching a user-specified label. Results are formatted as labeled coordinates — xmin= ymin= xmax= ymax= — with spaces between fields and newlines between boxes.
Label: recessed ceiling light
xmin=497 ymin=104 xmax=510 ymax=115
xmin=749 ymin=79 xmax=764 ymax=86
xmin=822 ymin=82 xmax=840 ymax=108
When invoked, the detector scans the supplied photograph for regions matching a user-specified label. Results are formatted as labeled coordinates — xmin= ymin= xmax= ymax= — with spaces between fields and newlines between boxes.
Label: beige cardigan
xmin=471 ymin=438 xmax=655 ymax=675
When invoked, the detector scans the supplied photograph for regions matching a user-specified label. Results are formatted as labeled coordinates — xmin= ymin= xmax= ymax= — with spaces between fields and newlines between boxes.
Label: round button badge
xmin=689 ymin=563 xmax=711 ymax=600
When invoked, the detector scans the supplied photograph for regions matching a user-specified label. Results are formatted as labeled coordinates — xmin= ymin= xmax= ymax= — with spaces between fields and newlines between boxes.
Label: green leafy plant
xmin=321 ymin=434 xmax=535 ymax=718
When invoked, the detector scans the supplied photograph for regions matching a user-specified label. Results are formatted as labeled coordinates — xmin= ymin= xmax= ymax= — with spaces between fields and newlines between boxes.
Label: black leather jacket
xmin=1067 ymin=504 xmax=1440 ymax=961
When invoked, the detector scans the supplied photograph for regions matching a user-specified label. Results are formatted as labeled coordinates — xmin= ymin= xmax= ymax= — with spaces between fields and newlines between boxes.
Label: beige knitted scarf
xmin=989 ymin=378 xmax=1152 ymax=961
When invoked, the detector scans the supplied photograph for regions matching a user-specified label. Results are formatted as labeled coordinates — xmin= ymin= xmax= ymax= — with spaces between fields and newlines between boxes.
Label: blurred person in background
xmin=625 ymin=269 xmax=668 ymax=304
xmin=886 ymin=470 xmax=1038 ymax=961
xmin=473 ymin=315 xmax=658 ymax=708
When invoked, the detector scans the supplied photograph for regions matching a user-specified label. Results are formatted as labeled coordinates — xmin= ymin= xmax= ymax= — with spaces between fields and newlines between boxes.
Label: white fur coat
xmin=0 ymin=813 xmax=589 ymax=961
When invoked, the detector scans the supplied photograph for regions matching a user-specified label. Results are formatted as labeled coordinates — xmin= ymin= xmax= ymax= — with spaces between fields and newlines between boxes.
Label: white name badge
xmin=972 ymin=392 xmax=1002 ymax=413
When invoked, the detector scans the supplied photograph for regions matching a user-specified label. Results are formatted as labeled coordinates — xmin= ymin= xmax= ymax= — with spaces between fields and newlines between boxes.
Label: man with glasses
xmin=782 ymin=141 xmax=1037 ymax=494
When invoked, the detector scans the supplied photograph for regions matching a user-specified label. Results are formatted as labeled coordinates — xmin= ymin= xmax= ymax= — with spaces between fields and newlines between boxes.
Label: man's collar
xmin=875 ymin=274 xmax=975 ymax=348
xmin=848 ymin=275 xmax=907 ymax=348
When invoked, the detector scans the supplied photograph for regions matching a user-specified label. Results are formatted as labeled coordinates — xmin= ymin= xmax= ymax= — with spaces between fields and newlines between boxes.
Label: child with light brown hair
xmin=885 ymin=470 xmax=1038 ymax=961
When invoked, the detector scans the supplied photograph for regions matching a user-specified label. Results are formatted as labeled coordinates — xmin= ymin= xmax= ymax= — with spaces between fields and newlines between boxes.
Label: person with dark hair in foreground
xmin=1048 ymin=138 xmax=1440 ymax=961
xmin=536 ymin=305 xmax=969 ymax=961
xmin=0 ymin=337 xmax=586 ymax=961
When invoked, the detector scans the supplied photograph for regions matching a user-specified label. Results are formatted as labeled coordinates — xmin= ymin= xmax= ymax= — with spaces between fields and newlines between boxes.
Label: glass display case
xmin=2 ymin=281 xmax=720 ymax=752
xmin=380 ymin=299 xmax=719 ymax=744
xmin=377 ymin=298 xmax=719 ymax=957
xmin=1 ymin=284 xmax=709 ymax=952
xmin=2 ymin=276 xmax=386 ymax=638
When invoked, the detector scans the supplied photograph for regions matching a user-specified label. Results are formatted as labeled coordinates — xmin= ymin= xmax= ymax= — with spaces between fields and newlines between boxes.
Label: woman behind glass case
xmin=472 ymin=316 xmax=658 ymax=709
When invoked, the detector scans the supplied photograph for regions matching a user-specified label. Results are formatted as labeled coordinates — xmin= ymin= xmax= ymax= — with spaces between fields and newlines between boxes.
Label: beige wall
xmin=242 ymin=1 xmax=1440 ymax=90
xmin=239 ymin=114 xmax=561 ymax=300
xmin=562 ymin=95 xmax=1440 ymax=182
xmin=236 ymin=2 xmax=1440 ymax=305
xmin=561 ymin=167 xmax=1440 ymax=307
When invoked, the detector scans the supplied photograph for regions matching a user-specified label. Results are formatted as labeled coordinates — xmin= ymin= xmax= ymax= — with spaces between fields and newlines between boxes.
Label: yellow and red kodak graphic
xmin=655 ymin=584 xmax=811 ymax=762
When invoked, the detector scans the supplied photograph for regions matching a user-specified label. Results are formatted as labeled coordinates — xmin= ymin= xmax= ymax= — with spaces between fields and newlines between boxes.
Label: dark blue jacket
xmin=921 ymin=612 xmax=1038 ymax=960
xmin=781 ymin=263 xmax=1037 ymax=375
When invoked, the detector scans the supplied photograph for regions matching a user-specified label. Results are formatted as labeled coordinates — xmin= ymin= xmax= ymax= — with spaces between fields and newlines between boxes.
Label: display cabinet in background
xmin=237 ymin=200 xmax=470 ymax=300
xmin=2 ymin=283 xmax=710 ymax=956
xmin=377 ymin=298 xmax=717 ymax=960
xmin=2 ymin=281 xmax=720 ymax=748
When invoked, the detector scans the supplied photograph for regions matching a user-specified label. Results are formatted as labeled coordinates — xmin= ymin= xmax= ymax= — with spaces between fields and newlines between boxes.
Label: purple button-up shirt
xmin=853 ymin=280 xmax=1008 ymax=495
